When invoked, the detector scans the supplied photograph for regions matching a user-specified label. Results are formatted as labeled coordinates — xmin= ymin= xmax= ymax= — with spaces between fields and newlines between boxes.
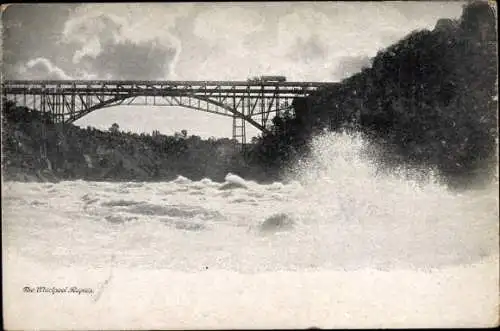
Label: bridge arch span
xmin=64 ymin=93 xmax=268 ymax=134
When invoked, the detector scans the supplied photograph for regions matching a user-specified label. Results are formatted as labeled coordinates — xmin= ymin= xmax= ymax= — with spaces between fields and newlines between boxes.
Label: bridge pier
xmin=232 ymin=114 xmax=246 ymax=145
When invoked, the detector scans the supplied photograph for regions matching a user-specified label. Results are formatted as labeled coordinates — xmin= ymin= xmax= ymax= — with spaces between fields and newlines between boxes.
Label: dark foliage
xmin=1 ymin=100 xmax=268 ymax=183
xmin=250 ymin=1 xmax=498 ymax=188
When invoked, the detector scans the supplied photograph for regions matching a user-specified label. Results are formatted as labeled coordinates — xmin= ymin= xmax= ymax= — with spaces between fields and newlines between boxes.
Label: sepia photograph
xmin=1 ymin=1 xmax=499 ymax=329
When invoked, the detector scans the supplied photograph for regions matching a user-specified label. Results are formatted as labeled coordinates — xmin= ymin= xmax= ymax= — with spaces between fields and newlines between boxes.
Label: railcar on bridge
xmin=247 ymin=75 xmax=287 ymax=83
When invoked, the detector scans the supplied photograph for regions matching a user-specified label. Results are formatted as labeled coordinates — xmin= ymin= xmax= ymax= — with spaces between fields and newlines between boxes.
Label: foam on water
xmin=173 ymin=175 xmax=192 ymax=184
xmin=220 ymin=173 xmax=250 ymax=190
xmin=2 ymin=131 xmax=498 ymax=328
xmin=284 ymin=132 xmax=498 ymax=268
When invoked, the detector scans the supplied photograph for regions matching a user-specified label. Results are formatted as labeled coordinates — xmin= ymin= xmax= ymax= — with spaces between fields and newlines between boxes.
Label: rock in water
xmin=260 ymin=213 xmax=295 ymax=233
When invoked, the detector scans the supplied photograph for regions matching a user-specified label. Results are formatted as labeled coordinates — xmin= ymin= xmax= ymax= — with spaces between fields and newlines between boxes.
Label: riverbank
xmin=1 ymin=101 xmax=274 ymax=184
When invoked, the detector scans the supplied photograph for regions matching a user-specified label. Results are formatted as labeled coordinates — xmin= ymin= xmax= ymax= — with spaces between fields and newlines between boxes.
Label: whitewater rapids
xmin=2 ymin=132 xmax=498 ymax=329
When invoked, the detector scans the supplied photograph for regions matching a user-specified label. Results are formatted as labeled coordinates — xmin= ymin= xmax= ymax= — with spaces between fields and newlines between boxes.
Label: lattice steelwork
xmin=2 ymin=80 xmax=338 ymax=144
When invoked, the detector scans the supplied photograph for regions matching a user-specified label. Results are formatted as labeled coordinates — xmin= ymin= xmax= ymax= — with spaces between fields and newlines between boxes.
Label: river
xmin=3 ymin=132 xmax=498 ymax=329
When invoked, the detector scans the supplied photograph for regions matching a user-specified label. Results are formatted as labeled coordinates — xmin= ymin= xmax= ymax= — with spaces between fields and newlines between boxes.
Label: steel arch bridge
xmin=2 ymin=79 xmax=339 ymax=144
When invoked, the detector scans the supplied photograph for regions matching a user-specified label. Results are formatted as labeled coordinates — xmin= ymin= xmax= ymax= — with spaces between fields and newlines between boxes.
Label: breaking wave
xmin=219 ymin=173 xmax=249 ymax=190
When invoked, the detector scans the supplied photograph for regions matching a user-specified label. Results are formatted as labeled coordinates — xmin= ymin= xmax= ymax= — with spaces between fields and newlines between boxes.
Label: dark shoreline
xmin=1 ymin=109 xmax=279 ymax=185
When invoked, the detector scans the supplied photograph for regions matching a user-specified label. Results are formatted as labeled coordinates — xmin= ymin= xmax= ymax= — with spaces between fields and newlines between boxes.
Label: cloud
xmin=60 ymin=5 xmax=189 ymax=79
xmin=17 ymin=57 xmax=73 ymax=80
xmin=76 ymin=40 xmax=176 ymax=80
xmin=4 ymin=3 xmax=467 ymax=82
xmin=177 ymin=4 xmax=338 ymax=81
xmin=331 ymin=55 xmax=373 ymax=80
xmin=288 ymin=36 xmax=328 ymax=65
xmin=192 ymin=6 xmax=266 ymax=46
xmin=174 ymin=2 xmax=465 ymax=82
xmin=62 ymin=13 xmax=124 ymax=63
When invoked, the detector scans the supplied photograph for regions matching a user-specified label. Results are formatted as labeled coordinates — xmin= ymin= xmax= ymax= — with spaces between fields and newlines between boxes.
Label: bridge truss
xmin=2 ymin=80 xmax=337 ymax=144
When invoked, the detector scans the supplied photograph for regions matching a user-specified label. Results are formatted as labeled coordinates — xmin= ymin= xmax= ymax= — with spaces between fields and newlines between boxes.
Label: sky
xmin=2 ymin=2 xmax=467 ymax=139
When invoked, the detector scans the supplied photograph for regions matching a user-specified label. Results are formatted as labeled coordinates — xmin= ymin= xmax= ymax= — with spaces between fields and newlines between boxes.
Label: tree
xmin=109 ymin=123 xmax=120 ymax=134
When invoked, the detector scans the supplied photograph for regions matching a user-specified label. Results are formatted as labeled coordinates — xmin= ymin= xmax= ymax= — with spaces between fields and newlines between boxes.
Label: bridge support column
xmin=40 ymin=90 xmax=48 ymax=159
xmin=232 ymin=114 xmax=246 ymax=146
xmin=231 ymin=93 xmax=247 ymax=147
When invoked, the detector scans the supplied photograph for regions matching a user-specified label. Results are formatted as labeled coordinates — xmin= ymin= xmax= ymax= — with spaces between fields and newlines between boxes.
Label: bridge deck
xmin=3 ymin=79 xmax=339 ymax=86
xmin=3 ymin=80 xmax=338 ymax=98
